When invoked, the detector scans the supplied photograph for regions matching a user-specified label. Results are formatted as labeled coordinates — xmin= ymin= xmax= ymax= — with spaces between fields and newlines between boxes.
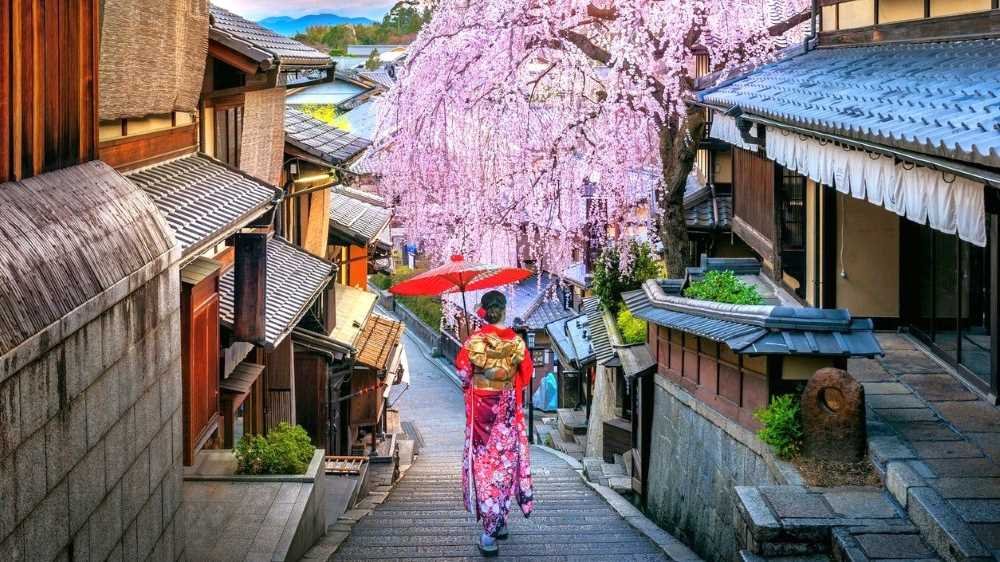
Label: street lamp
xmin=513 ymin=318 xmax=535 ymax=444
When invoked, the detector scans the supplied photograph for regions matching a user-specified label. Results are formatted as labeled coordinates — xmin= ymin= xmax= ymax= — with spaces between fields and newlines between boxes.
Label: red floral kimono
xmin=455 ymin=324 xmax=535 ymax=536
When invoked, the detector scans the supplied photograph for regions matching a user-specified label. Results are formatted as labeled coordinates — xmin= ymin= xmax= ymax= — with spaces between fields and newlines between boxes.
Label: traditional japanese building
xmin=0 ymin=1 xmax=188 ymax=560
xmin=698 ymin=0 xmax=1000 ymax=400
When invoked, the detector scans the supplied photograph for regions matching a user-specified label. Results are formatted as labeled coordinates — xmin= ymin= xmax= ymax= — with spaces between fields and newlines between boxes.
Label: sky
xmin=212 ymin=0 xmax=397 ymax=21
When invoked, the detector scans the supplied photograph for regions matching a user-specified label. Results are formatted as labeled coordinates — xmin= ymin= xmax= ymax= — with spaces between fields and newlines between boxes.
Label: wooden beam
xmin=0 ymin=0 xmax=10 ymax=181
xmin=233 ymin=229 xmax=270 ymax=346
xmin=820 ymin=8 xmax=1000 ymax=46
xmin=209 ymin=39 xmax=261 ymax=76
xmin=98 ymin=123 xmax=198 ymax=171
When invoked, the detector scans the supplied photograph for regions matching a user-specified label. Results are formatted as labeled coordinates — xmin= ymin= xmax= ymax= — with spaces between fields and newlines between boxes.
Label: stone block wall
xmin=0 ymin=266 xmax=183 ymax=562
xmin=644 ymin=376 xmax=798 ymax=562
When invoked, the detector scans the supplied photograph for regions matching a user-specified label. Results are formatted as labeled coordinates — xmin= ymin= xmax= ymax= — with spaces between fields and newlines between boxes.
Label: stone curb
xmin=300 ymin=461 xmax=415 ymax=561
xmin=534 ymin=444 xmax=703 ymax=561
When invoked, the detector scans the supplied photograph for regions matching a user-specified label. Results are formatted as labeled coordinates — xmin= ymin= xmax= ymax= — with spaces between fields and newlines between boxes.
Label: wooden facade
xmin=652 ymin=325 xmax=771 ymax=430
xmin=180 ymin=260 xmax=222 ymax=465
xmin=0 ymin=0 xmax=100 ymax=182
xmin=732 ymin=147 xmax=777 ymax=267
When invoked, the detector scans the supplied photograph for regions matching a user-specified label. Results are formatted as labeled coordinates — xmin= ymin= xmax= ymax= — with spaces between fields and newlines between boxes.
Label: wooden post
xmin=234 ymin=228 xmax=270 ymax=344
xmin=324 ymin=281 xmax=337 ymax=333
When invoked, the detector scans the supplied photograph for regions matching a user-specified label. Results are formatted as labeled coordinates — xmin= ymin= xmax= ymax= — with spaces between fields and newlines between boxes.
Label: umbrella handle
xmin=460 ymin=288 xmax=471 ymax=340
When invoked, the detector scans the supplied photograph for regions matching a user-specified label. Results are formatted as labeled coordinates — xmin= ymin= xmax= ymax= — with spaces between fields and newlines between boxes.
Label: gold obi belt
xmin=473 ymin=374 xmax=514 ymax=391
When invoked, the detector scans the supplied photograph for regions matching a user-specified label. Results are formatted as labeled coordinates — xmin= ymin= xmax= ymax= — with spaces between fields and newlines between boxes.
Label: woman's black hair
xmin=480 ymin=290 xmax=506 ymax=324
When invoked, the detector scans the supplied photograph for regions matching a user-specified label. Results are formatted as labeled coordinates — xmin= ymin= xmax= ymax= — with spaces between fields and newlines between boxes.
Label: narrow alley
xmin=330 ymin=327 xmax=674 ymax=561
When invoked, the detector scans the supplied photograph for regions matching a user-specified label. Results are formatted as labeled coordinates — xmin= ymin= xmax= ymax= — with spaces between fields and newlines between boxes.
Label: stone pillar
xmin=801 ymin=368 xmax=866 ymax=462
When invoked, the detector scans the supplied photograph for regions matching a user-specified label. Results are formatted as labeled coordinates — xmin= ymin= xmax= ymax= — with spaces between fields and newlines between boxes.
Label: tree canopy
xmin=372 ymin=0 xmax=805 ymax=274
xmin=293 ymin=2 xmax=432 ymax=55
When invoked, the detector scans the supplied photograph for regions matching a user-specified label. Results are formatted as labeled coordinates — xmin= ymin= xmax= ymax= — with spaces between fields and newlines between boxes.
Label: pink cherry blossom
xmin=372 ymin=0 xmax=806 ymax=271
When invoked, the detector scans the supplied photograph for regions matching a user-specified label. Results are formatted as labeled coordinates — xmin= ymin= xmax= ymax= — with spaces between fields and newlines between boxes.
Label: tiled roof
xmin=560 ymin=262 xmax=588 ymax=288
xmin=346 ymin=147 xmax=378 ymax=176
xmin=624 ymin=280 xmax=882 ymax=357
xmin=685 ymin=184 xmax=731 ymax=231
xmin=355 ymin=314 xmax=404 ymax=371
xmin=286 ymin=79 xmax=369 ymax=106
xmin=219 ymin=236 xmax=334 ymax=350
xmin=209 ymin=4 xmax=331 ymax=69
xmin=285 ymin=108 xmax=372 ymax=166
xmin=329 ymin=187 xmax=393 ymax=246
xmin=127 ymin=154 xmax=276 ymax=259
xmin=545 ymin=315 xmax=594 ymax=369
xmin=615 ymin=345 xmax=655 ymax=378
xmin=356 ymin=69 xmax=395 ymax=89
xmin=0 ymin=162 xmax=176 ymax=357
xmin=338 ymin=100 xmax=380 ymax=141
xmin=699 ymin=39 xmax=1000 ymax=169
xmin=583 ymin=297 xmax=615 ymax=366
xmin=446 ymin=272 xmax=573 ymax=330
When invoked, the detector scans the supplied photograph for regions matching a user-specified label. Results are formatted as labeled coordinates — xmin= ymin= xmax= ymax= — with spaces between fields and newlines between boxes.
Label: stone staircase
xmin=734 ymin=485 xmax=941 ymax=561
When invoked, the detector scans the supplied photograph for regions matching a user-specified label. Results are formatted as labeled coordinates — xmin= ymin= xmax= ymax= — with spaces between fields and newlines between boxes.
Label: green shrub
xmin=617 ymin=309 xmax=647 ymax=345
xmin=592 ymin=241 xmax=667 ymax=313
xmin=370 ymin=267 xmax=443 ymax=328
xmin=683 ymin=270 xmax=764 ymax=305
xmin=754 ymin=394 xmax=803 ymax=460
xmin=234 ymin=423 xmax=315 ymax=475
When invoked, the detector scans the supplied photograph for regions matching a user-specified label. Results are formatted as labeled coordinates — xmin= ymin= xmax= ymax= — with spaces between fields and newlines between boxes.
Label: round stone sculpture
xmin=801 ymin=368 xmax=866 ymax=462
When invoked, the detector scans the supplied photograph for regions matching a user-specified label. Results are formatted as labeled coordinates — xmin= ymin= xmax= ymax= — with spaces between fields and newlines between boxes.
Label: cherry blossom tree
xmin=375 ymin=0 xmax=808 ymax=275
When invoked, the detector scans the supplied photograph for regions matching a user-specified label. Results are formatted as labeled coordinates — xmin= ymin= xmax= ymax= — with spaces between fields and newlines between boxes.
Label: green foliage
xmin=234 ymin=423 xmax=315 ymax=475
xmin=371 ymin=266 xmax=443 ymax=328
xmin=365 ymin=49 xmax=381 ymax=70
xmin=617 ymin=309 xmax=647 ymax=345
xmin=592 ymin=241 xmax=666 ymax=313
xmin=683 ymin=270 xmax=764 ymax=305
xmin=754 ymin=395 xmax=803 ymax=460
xmin=291 ymin=4 xmax=432 ymax=55
xmin=298 ymin=104 xmax=351 ymax=131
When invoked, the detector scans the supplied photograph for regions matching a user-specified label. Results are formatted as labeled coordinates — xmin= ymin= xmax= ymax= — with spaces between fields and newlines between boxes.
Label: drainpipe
xmin=804 ymin=0 xmax=820 ymax=53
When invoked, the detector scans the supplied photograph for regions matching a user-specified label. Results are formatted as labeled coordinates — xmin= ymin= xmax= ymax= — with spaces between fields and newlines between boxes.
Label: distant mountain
xmin=258 ymin=14 xmax=376 ymax=36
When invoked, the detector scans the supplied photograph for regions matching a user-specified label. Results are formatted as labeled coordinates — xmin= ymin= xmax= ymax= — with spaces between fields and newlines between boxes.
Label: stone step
xmin=831 ymin=527 xmax=939 ymax=562
xmin=740 ymin=551 xmax=832 ymax=562
xmin=557 ymin=408 xmax=589 ymax=440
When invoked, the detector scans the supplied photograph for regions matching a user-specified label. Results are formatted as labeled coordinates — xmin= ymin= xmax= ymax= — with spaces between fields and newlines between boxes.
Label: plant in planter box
xmin=683 ymin=270 xmax=763 ymax=305
xmin=234 ymin=422 xmax=315 ymax=475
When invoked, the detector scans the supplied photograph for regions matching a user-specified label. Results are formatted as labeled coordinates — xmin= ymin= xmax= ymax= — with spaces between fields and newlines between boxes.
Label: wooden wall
xmin=0 ymin=0 xmax=99 ymax=183
xmin=652 ymin=325 xmax=769 ymax=430
xmin=733 ymin=148 xmax=776 ymax=243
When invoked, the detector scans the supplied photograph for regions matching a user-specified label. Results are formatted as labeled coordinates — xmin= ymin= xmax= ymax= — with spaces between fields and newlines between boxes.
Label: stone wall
xmin=644 ymin=375 xmax=800 ymax=562
xmin=0 ymin=266 xmax=183 ymax=562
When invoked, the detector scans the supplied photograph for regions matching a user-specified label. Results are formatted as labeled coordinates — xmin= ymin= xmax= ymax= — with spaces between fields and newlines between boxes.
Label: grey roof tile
xmin=329 ymin=187 xmax=392 ymax=246
xmin=126 ymin=154 xmax=276 ymax=257
xmin=285 ymin=108 xmax=372 ymax=166
xmin=583 ymin=297 xmax=615 ymax=366
xmin=219 ymin=236 xmax=334 ymax=350
xmin=699 ymin=39 xmax=1000 ymax=168
xmin=545 ymin=314 xmax=594 ymax=368
xmin=209 ymin=4 xmax=331 ymax=68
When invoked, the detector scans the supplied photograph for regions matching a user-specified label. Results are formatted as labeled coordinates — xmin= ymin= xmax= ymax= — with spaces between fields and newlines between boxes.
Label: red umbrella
xmin=389 ymin=255 xmax=532 ymax=337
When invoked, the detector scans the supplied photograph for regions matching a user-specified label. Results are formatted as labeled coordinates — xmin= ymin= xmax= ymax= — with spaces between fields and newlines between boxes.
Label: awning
xmin=614 ymin=345 xmax=655 ymax=379
xmin=699 ymin=38 xmax=998 ymax=247
xmin=127 ymin=154 xmax=277 ymax=263
xmin=219 ymin=237 xmax=335 ymax=350
xmin=766 ymin=130 xmax=986 ymax=247
xmin=356 ymin=314 xmax=405 ymax=372
xmin=329 ymin=283 xmax=378 ymax=349
xmin=220 ymin=361 xmax=265 ymax=403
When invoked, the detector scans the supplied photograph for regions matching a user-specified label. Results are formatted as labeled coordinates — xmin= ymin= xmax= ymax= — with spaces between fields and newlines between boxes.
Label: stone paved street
xmin=331 ymin=328 xmax=673 ymax=561
xmin=854 ymin=333 xmax=1000 ymax=558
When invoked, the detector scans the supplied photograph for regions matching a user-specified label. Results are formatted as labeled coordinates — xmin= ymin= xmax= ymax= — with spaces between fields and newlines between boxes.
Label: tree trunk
xmin=657 ymin=108 xmax=706 ymax=277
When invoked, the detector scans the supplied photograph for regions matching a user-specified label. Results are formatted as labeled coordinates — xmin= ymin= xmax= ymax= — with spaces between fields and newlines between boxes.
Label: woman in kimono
xmin=455 ymin=290 xmax=535 ymax=556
